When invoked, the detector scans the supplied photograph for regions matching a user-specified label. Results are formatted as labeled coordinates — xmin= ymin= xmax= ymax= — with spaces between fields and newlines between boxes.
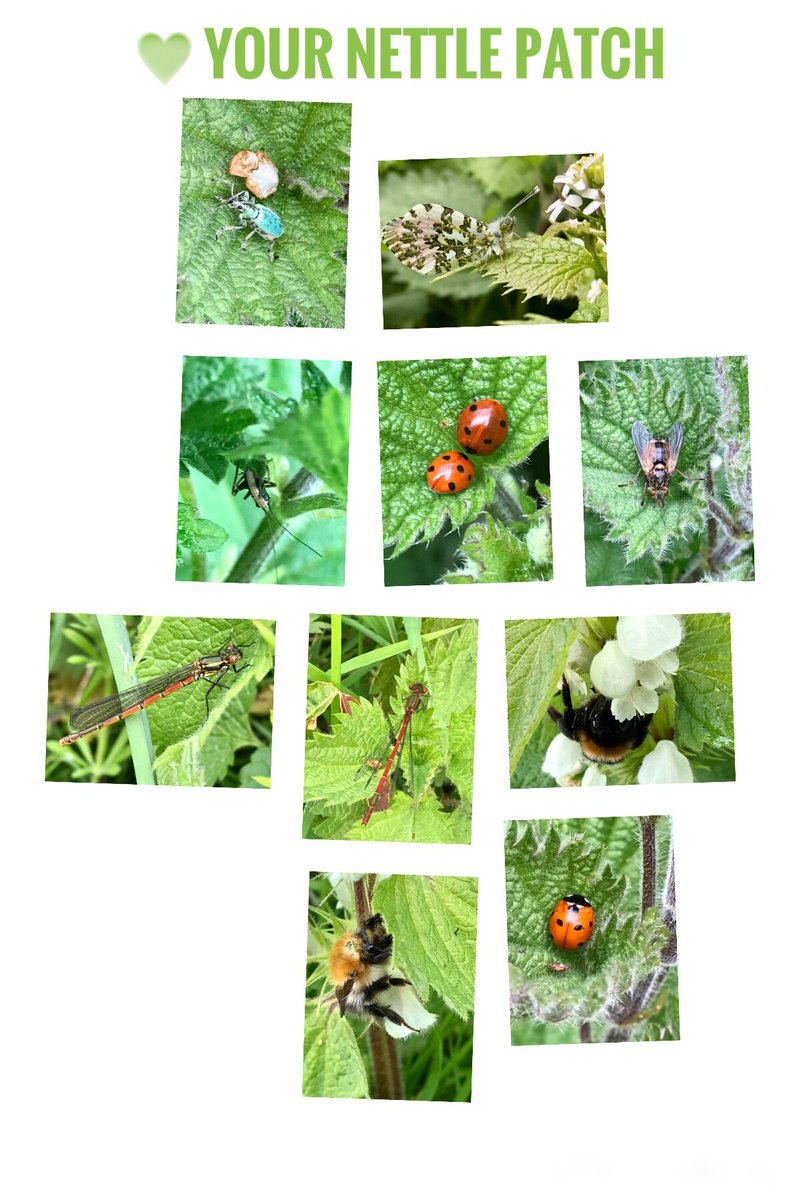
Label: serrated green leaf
xmin=303 ymin=1003 xmax=369 ymax=1099
xmin=583 ymin=510 xmax=662 ymax=587
xmin=176 ymin=503 xmax=228 ymax=563
xmin=376 ymin=875 xmax=478 ymax=1018
xmin=674 ymin=614 xmax=735 ymax=753
xmin=265 ymin=386 xmax=351 ymax=499
xmin=378 ymin=356 xmax=548 ymax=555
xmin=484 ymin=234 xmax=597 ymax=302
xmin=177 ymin=98 xmax=350 ymax=328
xmin=506 ymin=619 xmax=580 ymax=776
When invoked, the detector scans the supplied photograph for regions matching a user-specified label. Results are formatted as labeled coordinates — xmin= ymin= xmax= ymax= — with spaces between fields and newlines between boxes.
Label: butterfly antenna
xmin=505 ymin=186 xmax=540 ymax=217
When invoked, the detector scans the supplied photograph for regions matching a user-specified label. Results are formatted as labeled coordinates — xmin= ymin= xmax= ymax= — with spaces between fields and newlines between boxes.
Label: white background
xmin=1 ymin=2 xmax=795 ymax=1197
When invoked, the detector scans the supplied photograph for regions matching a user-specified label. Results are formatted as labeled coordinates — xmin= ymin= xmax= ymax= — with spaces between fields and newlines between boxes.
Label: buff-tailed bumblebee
xmin=547 ymin=676 xmax=652 ymax=765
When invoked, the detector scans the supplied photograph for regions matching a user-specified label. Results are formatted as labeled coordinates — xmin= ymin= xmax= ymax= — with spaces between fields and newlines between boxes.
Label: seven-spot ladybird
xmin=457 ymin=398 xmax=509 ymax=456
xmin=548 ymin=894 xmax=596 ymax=950
xmin=427 ymin=451 xmax=475 ymax=494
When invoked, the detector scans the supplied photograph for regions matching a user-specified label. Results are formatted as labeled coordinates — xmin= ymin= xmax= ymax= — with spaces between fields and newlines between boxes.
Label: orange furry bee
xmin=619 ymin=420 xmax=703 ymax=508
xmin=329 ymin=913 xmax=437 ymax=1039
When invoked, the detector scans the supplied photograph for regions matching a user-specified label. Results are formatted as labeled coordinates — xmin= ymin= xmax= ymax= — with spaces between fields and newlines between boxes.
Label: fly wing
xmin=665 ymin=421 xmax=685 ymax=472
xmin=631 ymin=421 xmax=655 ymax=470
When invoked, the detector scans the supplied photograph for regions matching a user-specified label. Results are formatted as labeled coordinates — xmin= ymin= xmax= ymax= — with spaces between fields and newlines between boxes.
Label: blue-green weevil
xmin=214 ymin=187 xmax=285 ymax=257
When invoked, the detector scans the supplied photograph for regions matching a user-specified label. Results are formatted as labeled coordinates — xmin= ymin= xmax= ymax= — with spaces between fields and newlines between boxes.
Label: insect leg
xmin=216 ymin=220 xmax=249 ymax=240
xmin=618 ymin=468 xmax=643 ymax=488
xmin=641 ymin=480 xmax=648 ymax=507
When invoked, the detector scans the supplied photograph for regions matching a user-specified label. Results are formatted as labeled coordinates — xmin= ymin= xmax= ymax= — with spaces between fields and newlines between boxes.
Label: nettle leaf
xmin=129 ymin=617 xmax=272 ymax=787
xmin=376 ymin=874 xmax=478 ymax=1018
xmin=580 ymin=359 xmax=718 ymax=563
xmin=583 ymin=510 xmax=662 ymax=586
xmin=506 ymin=619 xmax=580 ymax=777
xmin=177 ymin=98 xmax=350 ymax=328
xmin=378 ymin=356 xmax=548 ymax=554
xmin=483 ymin=234 xmax=597 ymax=303
xmin=675 ymin=613 xmax=735 ymax=753
xmin=180 ymin=400 xmax=262 ymax=482
xmin=264 ymin=382 xmax=351 ymax=499
xmin=458 ymin=513 xmax=551 ymax=583
xmin=303 ymin=1002 xmax=369 ymax=1099
xmin=176 ymin=503 xmax=228 ymax=563
xmin=506 ymin=824 xmax=668 ymax=1024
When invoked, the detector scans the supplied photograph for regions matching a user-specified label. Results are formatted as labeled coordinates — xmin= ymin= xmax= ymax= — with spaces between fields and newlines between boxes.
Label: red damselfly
xmin=59 ymin=641 xmax=249 ymax=745
xmin=232 ymin=463 xmax=321 ymax=582
xmin=361 ymin=682 xmax=429 ymax=825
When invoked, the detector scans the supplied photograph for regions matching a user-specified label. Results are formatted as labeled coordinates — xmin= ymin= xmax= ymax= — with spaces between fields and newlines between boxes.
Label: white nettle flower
xmin=582 ymin=764 xmax=607 ymax=787
xmin=617 ymin=615 xmax=682 ymax=660
xmin=590 ymin=640 xmax=638 ymax=697
xmin=542 ymin=733 xmax=585 ymax=780
xmin=591 ymin=618 xmax=683 ymax=721
xmin=381 ymin=983 xmax=438 ymax=1040
xmin=637 ymin=740 xmax=694 ymax=785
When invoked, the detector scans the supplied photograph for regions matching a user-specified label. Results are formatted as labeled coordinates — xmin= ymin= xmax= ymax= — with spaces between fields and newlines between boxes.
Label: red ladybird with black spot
xmin=548 ymin=894 xmax=596 ymax=950
xmin=427 ymin=451 xmax=475 ymax=494
xmin=457 ymin=398 xmax=509 ymax=456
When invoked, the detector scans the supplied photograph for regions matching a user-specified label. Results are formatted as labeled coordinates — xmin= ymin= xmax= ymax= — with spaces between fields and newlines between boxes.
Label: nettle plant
xmin=506 ymin=615 xmax=735 ymax=788
xmin=379 ymin=153 xmax=607 ymax=327
xmin=506 ymin=818 xmax=679 ymax=1045
xmin=304 ymin=873 xmax=477 ymax=1101
xmin=177 ymin=97 xmax=350 ymax=328
xmin=176 ymin=357 xmax=348 ymax=585
xmin=304 ymin=617 xmax=476 ymax=843
xmin=581 ymin=356 xmax=754 ymax=584
xmin=379 ymin=357 xmax=551 ymax=585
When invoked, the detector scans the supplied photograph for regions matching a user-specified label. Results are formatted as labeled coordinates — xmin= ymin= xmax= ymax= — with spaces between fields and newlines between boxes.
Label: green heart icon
xmin=138 ymin=32 xmax=191 ymax=84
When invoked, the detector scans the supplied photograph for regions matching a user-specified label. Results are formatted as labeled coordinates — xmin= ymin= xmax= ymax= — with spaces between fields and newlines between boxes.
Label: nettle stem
xmin=604 ymin=816 xmax=678 ymax=1041
xmin=640 ymin=815 xmax=659 ymax=916
xmin=353 ymin=876 xmax=405 ymax=1101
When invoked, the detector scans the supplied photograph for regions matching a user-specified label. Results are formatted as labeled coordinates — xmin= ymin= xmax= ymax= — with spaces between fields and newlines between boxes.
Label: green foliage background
xmin=506 ymin=818 xmax=679 ymax=1044
xmin=581 ymin=357 xmax=754 ymax=583
xmin=379 ymin=154 xmax=607 ymax=328
xmin=177 ymin=98 xmax=350 ymax=328
xmin=47 ymin=613 xmax=275 ymax=787
xmin=304 ymin=616 xmax=476 ymax=842
xmin=304 ymin=873 xmax=477 ymax=1100
xmin=506 ymin=615 xmax=735 ymax=787
xmin=177 ymin=357 xmax=349 ymax=585
xmin=378 ymin=356 xmax=551 ymax=585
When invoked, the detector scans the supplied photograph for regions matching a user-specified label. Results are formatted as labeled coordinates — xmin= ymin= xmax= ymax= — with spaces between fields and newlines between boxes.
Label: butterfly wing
xmin=382 ymin=203 xmax=498 ymax=275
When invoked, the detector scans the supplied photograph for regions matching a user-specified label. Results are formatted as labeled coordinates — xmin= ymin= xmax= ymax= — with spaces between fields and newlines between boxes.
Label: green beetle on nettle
xmin=214 ymin=186 xmax=285 ymax=257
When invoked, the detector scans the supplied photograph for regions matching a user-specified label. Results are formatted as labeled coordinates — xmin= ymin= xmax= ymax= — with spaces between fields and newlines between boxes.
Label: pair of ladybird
xmin=548 ymin=894 xmax=596 ymax=951
xmin=427 ymin=398 xmax=509 ymax=494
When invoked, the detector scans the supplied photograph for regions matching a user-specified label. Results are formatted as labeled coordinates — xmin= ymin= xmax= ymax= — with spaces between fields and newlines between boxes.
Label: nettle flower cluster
xmin=543 ymin=615 xmax=693 ymax=787
xmin=545 ymin=153 xmax=606 ymax=225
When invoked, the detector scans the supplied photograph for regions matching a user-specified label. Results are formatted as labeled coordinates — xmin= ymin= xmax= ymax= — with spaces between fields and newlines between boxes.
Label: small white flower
xmin=587 ymin=279 xmax=604 ymax=303
xmin=582 ymin=764 xmax=607 ymax=787
xmin=611 ymin=686 xmax=659 ymax=722
xmin=381 ymin=983 xmax=438 ymax=1039
xmin=543 ymin=733 xmax=584 ymax=779
xmin=637 ymin=740 xmax=694 ymax=785
xmin=563 ymin=666 xmax=588 ymax=697
xmin=617 ymin=615 xmax=682 ymax=661
xmin=590 ymin=640 xmax=638 ymax=697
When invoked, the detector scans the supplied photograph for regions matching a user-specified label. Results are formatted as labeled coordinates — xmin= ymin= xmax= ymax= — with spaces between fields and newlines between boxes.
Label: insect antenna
xmin=504 ymin=186 xmax=541 ymax=218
